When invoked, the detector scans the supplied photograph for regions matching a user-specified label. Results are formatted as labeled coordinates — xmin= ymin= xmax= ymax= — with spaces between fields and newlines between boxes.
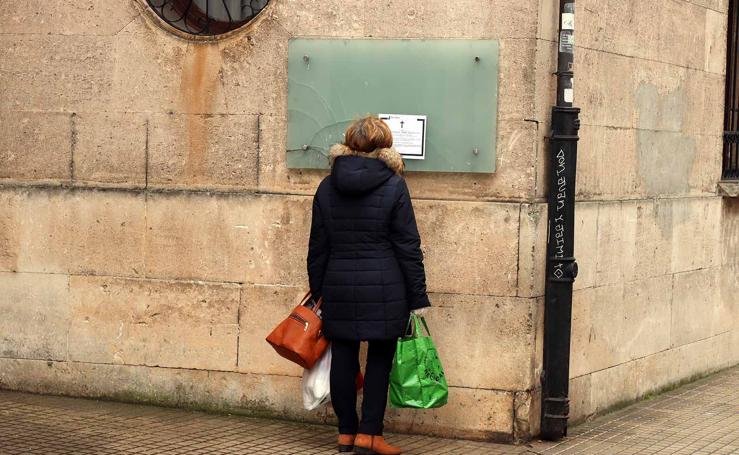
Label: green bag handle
xmin=403 ymin=313 xmax=432 ymax=338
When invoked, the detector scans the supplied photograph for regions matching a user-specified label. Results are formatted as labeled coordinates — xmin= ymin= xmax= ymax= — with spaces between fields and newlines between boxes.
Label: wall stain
xmin=179 ymin=44 xmax=223 ymax=184
xmin=635 ymin=82 xmax=695 ymax=197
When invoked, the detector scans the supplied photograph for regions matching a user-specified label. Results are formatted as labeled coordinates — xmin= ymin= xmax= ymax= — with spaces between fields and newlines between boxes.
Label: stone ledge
xmin=718 ymin=180 xmax=739 ymax=197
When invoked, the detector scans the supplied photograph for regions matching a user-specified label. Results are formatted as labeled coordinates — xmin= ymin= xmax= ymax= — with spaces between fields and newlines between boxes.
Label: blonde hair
xmin=343 ymin=115 xmax=393 ymax=153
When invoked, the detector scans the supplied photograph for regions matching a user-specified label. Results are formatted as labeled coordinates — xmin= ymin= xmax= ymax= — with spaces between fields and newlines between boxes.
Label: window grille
xmin=146 ymin=0 xmax=270 ymax=36
xmin=724 ymin=0 xmax=739 ymax=180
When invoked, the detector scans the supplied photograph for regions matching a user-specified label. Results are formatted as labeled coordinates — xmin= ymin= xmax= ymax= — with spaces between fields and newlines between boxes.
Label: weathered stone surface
xmin=68 ymin=276 xmax=240 ymax=370
xmin=3 ymin=188 xmax=146 ymax=277
xmin=0 ymin=192 xmax=20 ymax=272
xmin=631 ymin=200 xmax=674 ymax=281
xmin=0 ymin=35 xmax=113 ymax=112
xmin=218 ymin=16 xmax=290 ymax=116
xmin=0 ymin=111 xmax=71 ymax=182
xmin=595 ymin=201 xmax=637 ymax=287
xmin=497 ymin=39 xmax=537 ymax=122
xmin=110 ymin=16 xmax=192 ymax=114
xmin=425 ymin=294 xmax=538 ymax=390
xmin=659 ymin=0 xmax=707 ymax=70
xmin=571 ymin=275 xmax=672 ymax=378
xmin=0 ymin=272 xmax=70 ymax=361
xmin=416 ymin=200 xmax=519 ymax=296
xmin=363 ymin=0 xmax=538 ymax=40
xmin=144 ymin=192 xmax=310 ymax=284
xmin=576 ymin=124 xmax=639 ymax=199
xmin=268 ymin=0 xmax=364 ymax=37
xmin=74 ymin=112 xmax=147 ymax=185
xmin=574 ymin=48 xmax=636 ymax=129
xmin=238 ymin=285 xmax=306 ymax=377
xmin=570 ymin=284 xmax=627 ymax=377
xmin=0 ymin=358 xmax=327 ymax=423
xmin=671 ymin=268 xmax=724 ymax=347
xmin=705 ymin=8 xmax=728 ymax=74
xmin=384 ymin=387 xmax=513 ymax=440
xmin=148 ymin=113 xmax=259 ymax=189
xmin=573 ymin=202 xmax=598 ymax=290
xmin=0 ymin=0 xmax=140 ymax=35
xmin=670 ymin=198 xmax=722 ymax=273
xmin=517 ymin=203 xmax=546 ymax=298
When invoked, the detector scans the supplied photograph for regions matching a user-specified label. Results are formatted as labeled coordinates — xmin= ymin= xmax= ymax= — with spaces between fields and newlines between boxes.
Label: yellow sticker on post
xmin=379 ymin=114 xmax=427 ymax=160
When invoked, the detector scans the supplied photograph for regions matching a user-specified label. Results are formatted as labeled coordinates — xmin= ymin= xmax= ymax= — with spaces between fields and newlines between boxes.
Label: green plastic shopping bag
xmin=389 ymin=314 xmax=448 ymax=409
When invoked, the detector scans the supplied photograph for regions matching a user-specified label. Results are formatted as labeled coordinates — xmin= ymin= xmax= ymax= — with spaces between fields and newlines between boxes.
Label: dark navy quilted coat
xmin=307 ymin=144 xmax=431 ymax=340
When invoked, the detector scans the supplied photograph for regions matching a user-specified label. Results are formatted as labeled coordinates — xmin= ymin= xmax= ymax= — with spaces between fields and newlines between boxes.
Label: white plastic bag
xmin=302 ymin=345 xmax=331 ymax=410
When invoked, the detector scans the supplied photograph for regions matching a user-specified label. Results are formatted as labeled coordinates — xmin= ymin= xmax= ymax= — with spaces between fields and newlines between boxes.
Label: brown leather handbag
xmin=265 ymin=291 xmax=329 ymax=369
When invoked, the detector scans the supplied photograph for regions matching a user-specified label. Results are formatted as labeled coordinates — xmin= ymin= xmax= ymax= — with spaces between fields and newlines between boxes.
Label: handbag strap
xmin=300 ymin=290 xmax=323 ymax=313
xmin=404 ymin=314 xmax=431 ymax=338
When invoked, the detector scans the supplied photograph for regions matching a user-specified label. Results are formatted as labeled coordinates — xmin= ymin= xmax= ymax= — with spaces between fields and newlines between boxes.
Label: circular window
xmin=146 ymin=0 xmax=270 ymax=36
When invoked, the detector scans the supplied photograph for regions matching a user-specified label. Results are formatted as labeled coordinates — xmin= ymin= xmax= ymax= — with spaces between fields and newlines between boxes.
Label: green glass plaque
xmin=286 ymin=39 xmax=499 ymax=173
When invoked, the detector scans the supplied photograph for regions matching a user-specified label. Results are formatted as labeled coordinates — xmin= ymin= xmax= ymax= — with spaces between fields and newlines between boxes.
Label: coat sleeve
xmin=389 ymin=179 xmax=431 ymax=310
xmin=307 ymin=193 xmax=330 ymax=302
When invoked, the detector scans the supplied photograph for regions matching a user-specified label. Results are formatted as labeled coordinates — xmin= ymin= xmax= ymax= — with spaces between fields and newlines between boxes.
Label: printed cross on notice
xmin=400 ymin=120 xmax=404 ymax=128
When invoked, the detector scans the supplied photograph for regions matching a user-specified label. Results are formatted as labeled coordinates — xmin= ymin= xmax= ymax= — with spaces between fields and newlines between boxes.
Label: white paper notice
xmin=379 ymin=114 xmax=426 ymax=160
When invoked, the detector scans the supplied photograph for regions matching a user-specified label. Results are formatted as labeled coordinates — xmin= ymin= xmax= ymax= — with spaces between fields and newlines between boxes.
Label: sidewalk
xmin=0 ymin=365 xmax=736 ymax=454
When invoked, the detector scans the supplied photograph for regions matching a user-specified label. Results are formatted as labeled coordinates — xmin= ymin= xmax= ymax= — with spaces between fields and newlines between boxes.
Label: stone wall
xmin=0 ymin=0 xmax=553 ymax=442
xmin=553 ymin=0 xmax=739 ymax=423
xmin=1 ymin=0 xmax=736 ymax=442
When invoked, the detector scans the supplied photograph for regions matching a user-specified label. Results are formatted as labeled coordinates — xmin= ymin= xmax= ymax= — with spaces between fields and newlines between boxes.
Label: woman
xmin=307 ymin=115 xmax=431 ymax=455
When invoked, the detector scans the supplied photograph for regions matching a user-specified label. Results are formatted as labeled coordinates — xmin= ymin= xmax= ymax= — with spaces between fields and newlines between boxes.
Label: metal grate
xmin=723 ymin=0 xmax=739 ymax=180
xmin=146 ymin=0 xmax=270 ymax=36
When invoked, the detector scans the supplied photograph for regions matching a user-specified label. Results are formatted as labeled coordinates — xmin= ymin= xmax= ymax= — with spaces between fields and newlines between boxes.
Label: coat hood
xmin=328 ymin=144 xmax=405 ymax=195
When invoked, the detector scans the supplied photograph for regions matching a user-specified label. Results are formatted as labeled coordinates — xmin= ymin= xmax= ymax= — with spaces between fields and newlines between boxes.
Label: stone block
xmin=575 ymin=48 xmax=636 ymax=129
xmin=416 ymin=200 xmax=520 ymax=296
xmin=0 ymin=35 xmax=113 ymax=112
xmin=705 ymin=8 xmax=728 ymax=74
xmin=218 ymin=16 xmax=290 ymax=116
xmin=688 ymin=134 xmax=723 ymax=195
xmin=0 ymin=111 xmax=71 ymax=182
xmin=268 ymin=0 xmax=364 ymax=37
xmin=573 ymin=202 xmax=598 ymax=290
xmin=0 ymin=191 xmax=20 ymax=272
xmin=12 ymin=189 xmax=146 ymax=277
xmin=567 ymin=374 xmax=593 ymax=423
xmin=385 ymin=387 xmax=513 ymax=440
xmin=658 ymin=0 xmax=707 ymax=70
xmin=576 ymin=124 xmax=639 ymax=199
xmin=362 ymin=0 xmax=538 ymax=40
xmin=497 ymin=39 xmax=537 ymax=122
xmin=74 ymin=112 xmax=147 ymax=185
xmin=238 ymin=285 xmax=306 ymax=376
xmin=633 ymin=200 xmax=673 ymax=281
xmin=0 ymin=272 xmax=70 ymax=361
xmin=595 ymin=202 xmax=637 ymax=287
xmin=570 ymin=284 xmax=628 ymax=377
xmin=620 ymin=275 xmax=673 ymax=359
xmin=144 ymin=192 xmax=310 ymax=285
xmin=670 ymin=198 xmax=722 ymax=273
xmin=110 ymin=16 xmax=192 ymax=114
xmin=588 ymin=360 xmax=638 ymax=415
xmin=671 ymin=268 xmax=723 ymax=347
xmin=721 ymin=198 xmax=739 ymax=267
xmin=517 ymin=203 xmax=546 ymax=298
xmin=68 ymin=276 xmax=240 ymax=371
xmin=148 ymin=113 xmax=259 ymax=189
xmin=425 ymin=294 xmax=538 ymax=390
xmin=0 ymin=0 xmax=140 ymax=35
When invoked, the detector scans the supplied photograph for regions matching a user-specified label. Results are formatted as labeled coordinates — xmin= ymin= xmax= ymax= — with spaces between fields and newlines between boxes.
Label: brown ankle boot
xmin=337 ymin=434 xmax=355 ymax=453
xmin=353 ymin=433 xmax=401 ymax=455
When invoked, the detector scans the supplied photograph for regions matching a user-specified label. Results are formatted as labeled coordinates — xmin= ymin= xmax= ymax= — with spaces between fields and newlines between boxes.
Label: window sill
xmin=718 ymin=180 xmax=739 ymax=197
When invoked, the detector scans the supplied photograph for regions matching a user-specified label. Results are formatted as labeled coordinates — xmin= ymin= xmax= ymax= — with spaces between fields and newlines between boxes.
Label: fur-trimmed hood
xmin=328 ymin=143 xmax=404 ymax=175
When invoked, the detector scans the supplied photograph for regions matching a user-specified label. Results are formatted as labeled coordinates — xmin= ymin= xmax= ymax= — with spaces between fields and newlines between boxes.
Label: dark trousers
xmin=330 ymin=338 xmax=396 ymax=436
